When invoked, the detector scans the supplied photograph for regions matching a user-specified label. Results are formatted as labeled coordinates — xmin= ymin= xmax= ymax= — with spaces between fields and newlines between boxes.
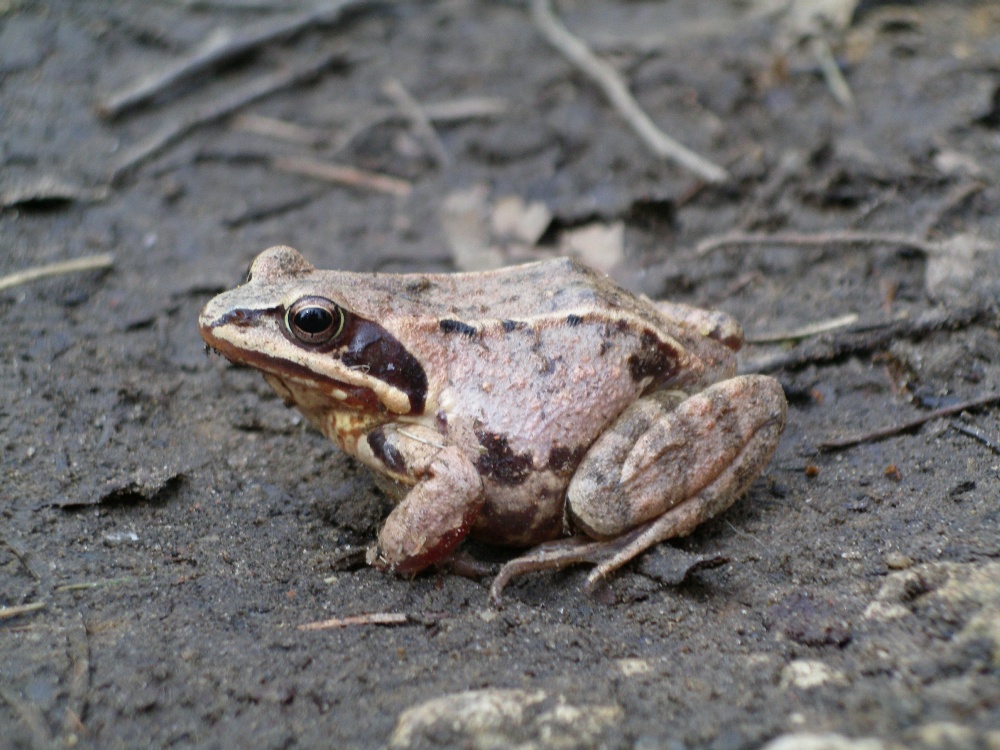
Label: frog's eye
xmin=285 ymin=297 xmax=345 ymax=345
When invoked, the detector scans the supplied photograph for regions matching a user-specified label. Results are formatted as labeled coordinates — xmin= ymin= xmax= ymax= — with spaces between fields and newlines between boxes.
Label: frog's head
xmin=198 ymin=246 xmax=428 ymax=419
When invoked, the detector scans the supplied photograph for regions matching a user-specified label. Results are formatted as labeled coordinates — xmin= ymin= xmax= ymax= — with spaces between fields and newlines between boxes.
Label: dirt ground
xmin=2 ymin=1 xmax=1000 ymax=748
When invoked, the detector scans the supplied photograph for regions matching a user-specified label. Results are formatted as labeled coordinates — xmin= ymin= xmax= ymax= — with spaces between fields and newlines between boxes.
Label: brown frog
xmin=199 ymin=246 xmax=787 ymax=602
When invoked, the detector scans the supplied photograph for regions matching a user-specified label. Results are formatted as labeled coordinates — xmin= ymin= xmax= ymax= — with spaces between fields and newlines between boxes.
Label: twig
xmin=1 ymin=536 xmax=42 ymax=581
xmin=232 ymin=97 xmax=507 ymax=151
xmin=950 ymin=421 xmax=1000 ymax=454
xmin=231 ymin=113 xmax=332 ymax=147
xmin=0 ymin=601 xmax=46 ymax=620
xmin=98 ymin=0 xmax=383 ymax=119
xmin=272 ymin=156 xmax=412 ymax=196
xmin=530 ymin=0 xmax=728 ymax=184
xmin=0 ymin=685 xmax=53 ymax=748
xmin=818 ymin=393 xmax=1000 ymax=451
xmin=696 ymin=230 xmax=938 ymax=256
xmin=0 ymin=175 xmax=108 ymax=210
xmin=110 ymin=52 xmax=344 ymax=183
xmin=54 ymin=575 xmax=148 ymax=592
xmin=917 ymin=180 xmax=986 ymax=237
xmin=298 ymin=612 xmax=410 ymax=631
xmin=742 ymin=305 xmax=989 ymax=374
xmin=64 ymin=611 xmax=91 ymax=738
xmin=746 ymin=313 xmax=858 ymax=345
xmin=811 ymin=37 xmax=854 ymax=109
xmin=0 ymin=254 xmax=114 ymax=293
xmin=382 ymin=78 xmax=450 ymax=166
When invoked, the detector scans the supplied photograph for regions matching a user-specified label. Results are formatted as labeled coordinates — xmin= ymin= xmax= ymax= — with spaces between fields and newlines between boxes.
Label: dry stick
xmin=0 ymin=685 xmax=53 ymax=748
xmin=696 ymin=230 xmax=938 ymax=256
xmin=0 ymin=601 xmax=46 ymax=620
xmin=743 ymin=305 xmax=988 ymax=375
xmin=382 ymin=78 xmax=450 ymax=166
xmin=746 ymin=313 xmax=858 ymax=345
xmin=232 ymin=97 xmax=508 ymax=149
xmin=530 ymin=0 xmax=728 ymax=184
xmin=950 ymin=421 xmax=1000 ymax=454
xmin=273 ymin=156 xmax=411 ymax=196
xmin=98 ymin=0 xmax=383 ymax=119
xmin=232 ymin=113 xmax=333 ymax=147
xmin=811 ymin=37 xmax=854 ymax=109
xmin=110 ymin=52 xmax=343 ymax=184
xmin=64 ymin=611 xmax=91 ymax=738
xmin=818 ymin=393 xmax=1000 ymax=451
xmin=0 ymin=254 xmax=114 ymax=293
xmin=917 ymin=180 xmax=985 ymax=237
xmin=298 ymin=612 xmax=410 ymax=631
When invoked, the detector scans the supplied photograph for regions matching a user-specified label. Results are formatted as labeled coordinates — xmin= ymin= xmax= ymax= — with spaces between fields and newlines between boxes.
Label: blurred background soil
xmin=2 ymin=1 xmax=999 ymax=748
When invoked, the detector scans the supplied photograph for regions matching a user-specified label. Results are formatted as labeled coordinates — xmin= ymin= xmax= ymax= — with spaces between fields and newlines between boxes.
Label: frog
xmin=199 ymin=246 xmax=787 ymax=603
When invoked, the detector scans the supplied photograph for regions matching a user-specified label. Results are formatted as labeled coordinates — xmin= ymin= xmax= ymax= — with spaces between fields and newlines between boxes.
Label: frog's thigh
xmin=368 ymin=429 xmax=484 ymax=575
xmin=567 ymin=374 xmax=787 ymax=540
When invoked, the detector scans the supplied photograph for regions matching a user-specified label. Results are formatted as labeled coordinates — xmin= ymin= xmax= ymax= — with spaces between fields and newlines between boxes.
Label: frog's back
xmin=340 ymin=258 xmax=662 ymax=327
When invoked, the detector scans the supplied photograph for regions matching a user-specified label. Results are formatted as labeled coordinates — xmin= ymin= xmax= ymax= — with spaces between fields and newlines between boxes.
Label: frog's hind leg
xmin=490 ymin=375 xmax=786 ymax=603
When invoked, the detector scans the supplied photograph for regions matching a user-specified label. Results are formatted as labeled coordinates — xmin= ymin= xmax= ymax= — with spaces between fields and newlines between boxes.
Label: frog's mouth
xmin=200 ymin=320 xmax=386 ymax=413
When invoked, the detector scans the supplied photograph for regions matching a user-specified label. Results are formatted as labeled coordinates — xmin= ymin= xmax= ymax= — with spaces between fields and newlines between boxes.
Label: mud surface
xmin=2 ymin=2 xmax=999 ymax=749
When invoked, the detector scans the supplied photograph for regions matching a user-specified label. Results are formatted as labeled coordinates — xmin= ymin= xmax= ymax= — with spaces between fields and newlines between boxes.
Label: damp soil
xmin=2 ymin=2 xmax=999 ymax=749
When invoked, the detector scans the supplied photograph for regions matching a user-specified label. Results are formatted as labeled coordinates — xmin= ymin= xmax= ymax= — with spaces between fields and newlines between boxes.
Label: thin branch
xmin=0 ymin=254 xmax=114 ymax=293
xmin=382 ymin=78 xmax=450 ymax=166
xmin=950 ymin=421 xmax=1000 ymax=454
xmin=530 ymin=0 xmax=728 ymax=184
xmin=746 ymin=313 xmax=858 ymax=345
xmin=811 ymin=37 xmax=854 ymax=109
xmin=0 ymin=601 xmax=46 ymax=620
xmin=63 ymin=611 xmax=91 ymax=738
xmin=696 ymin=230 xmax=939 ymax=256
xmin=818 ymin=393 xmax=1000 ymax=451
xmin=272 ymin=156 xmax=412 ymax=196
xmin=298 ymin=612 xmax=410 ymax=630
xmin=98 ymin=0 xmax=385 ymax=119
xmin=231 ymin=113 xmax=332 ymax=147
xmin=742 ymin=305 xmax=989 ymax=374
xmin=110 ymin=52 xmax=344 ymax=184
xmin=53 ymin=575 xmax=149 ymax=593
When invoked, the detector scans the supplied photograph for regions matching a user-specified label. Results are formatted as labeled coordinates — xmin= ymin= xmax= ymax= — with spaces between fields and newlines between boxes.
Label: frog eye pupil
xmin=286 ymin=297 xmax=344 ymax=345
xmin=294 ymin=307 xmax=332 ymax=334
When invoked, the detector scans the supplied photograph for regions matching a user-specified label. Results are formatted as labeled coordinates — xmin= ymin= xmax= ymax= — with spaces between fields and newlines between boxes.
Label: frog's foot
xmin=489 ymin=468 xmax=764 ymax=605
xmin=489 ymin=517 xmax=710 ymax=604
xmin=489 ymin=536 xmax=615 ymax=605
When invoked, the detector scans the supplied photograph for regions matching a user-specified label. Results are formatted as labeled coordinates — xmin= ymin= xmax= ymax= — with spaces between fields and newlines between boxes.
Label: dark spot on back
xmin=367 ymin=428 xmax=407 ymax=475
xmin=547 ymin=444 xmax=587 ymax=478
xmin=439 ymin=319 xmax=478 ymax=337
xmin=502 ymin=319 xmax=526 ymax=333
xmin=566 ymin=314 xmax=584 ymax=327
xmin=628 ymin=330 xmax=680 ymax=384
xmin=405 ymin=277 xmax=434 ymax=295
xmin=475 ymin=430 xmax=533 ymax=486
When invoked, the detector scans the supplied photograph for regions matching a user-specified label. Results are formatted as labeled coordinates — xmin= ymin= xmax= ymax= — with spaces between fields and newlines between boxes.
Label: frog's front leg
xmin=361 ymin=424 xmax=484 ymax=575
xmin=491 ymin=374 xmax=786 ymax=602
